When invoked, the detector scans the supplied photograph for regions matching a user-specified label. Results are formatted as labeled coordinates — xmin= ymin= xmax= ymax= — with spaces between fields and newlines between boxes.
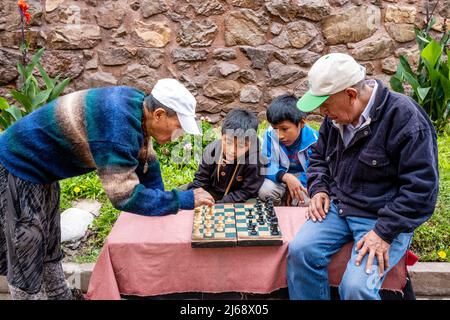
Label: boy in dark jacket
xmin=188 ymin=109 xmax=264 ymax=203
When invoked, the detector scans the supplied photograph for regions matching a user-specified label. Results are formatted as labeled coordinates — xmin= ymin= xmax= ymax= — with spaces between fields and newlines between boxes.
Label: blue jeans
xmin=287 ymin=202 xmax=413 ymax=300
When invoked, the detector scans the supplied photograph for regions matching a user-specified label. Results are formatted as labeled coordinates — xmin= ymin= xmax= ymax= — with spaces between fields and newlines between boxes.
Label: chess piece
xmin=250 ymin=225 xmax=257 ymax=236
xmin=271 ymin=225 xmax=280 ymax=236
xmin=193 ymin=225 xmax=201 ymax=237
xmin=247 ymin=209 xmax=254 ymax=219
xmin=216 ymin=223 xmax=224 ymax=232
xmin=247 ymin=219 xmax=253 ymax=230
xmin=205 ymin=228 xmax=212 ymax=237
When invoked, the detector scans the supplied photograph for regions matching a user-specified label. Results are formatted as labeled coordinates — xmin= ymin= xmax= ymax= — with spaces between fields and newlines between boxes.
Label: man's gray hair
xmin=144 ymin=95 xmax=177 ymax=117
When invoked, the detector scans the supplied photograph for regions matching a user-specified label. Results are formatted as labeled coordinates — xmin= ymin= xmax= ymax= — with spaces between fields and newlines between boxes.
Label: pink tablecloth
xmin=86 ymin=207 xmax=406 ymax=300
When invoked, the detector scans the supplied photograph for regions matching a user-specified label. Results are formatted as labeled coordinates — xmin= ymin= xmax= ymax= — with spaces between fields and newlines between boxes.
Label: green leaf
xmin=417 ymin=87 xmax=431 ymax=102
xmin=5 ymin=105 xmax=23 ymax=121
xmin=390 ymin=76 xmax=404 ymax=94
xmin=421 ymin=39 xmax=442 ymax=68
xmin=49 ymin=78 xmax=70 ymax=102
xmin=25 ymin=48 xmax=45 ymax=77
xmin=10 ymin=90 xmax=32 ymax=112
xmin=37 ymin=63 xmax=54 ymax=90
xmin=0 ymin=97 xmax=10 ymax=111
xmin=32 ymin=89 xmax=52 ymax=109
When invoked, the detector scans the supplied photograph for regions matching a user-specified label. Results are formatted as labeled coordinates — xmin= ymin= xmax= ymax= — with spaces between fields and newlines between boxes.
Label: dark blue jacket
xmin=307 ymin=80 xmax=439 ymax=244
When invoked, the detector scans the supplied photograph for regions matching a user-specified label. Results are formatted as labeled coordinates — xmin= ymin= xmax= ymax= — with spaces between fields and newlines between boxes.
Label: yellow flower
xmin=438 ymin=251 xmax=447 ymax=259
xmin=73 ymin=186 xmax=81 ymax=194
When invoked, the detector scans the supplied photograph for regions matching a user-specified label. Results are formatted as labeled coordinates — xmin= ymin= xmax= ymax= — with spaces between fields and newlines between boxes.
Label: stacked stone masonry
xmin=0 ymin=0 xmax=449 ymax=122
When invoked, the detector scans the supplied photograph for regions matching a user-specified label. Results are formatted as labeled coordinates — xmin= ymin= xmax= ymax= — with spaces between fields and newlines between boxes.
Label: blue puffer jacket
xmin=307 ymin=80 xmax=439 ymax=244
xmin=261 ymin=124 xmax=319 ymax=187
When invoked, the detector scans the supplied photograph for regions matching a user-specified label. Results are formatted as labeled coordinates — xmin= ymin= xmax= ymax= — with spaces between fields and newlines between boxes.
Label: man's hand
xmin=193 ymin=188 xmax=215 ymax=207
xmin=282 ymin=173 xmax=307 ymax=204
xmin=355 ymin=230 xmax=391 ymax=277
xmin=306 ymin=192 xmax=330 ymax=222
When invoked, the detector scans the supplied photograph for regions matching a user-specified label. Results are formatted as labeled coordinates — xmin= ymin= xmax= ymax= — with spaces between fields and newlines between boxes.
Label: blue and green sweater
xmin=0 ymin=86 xmax=194 ymax=216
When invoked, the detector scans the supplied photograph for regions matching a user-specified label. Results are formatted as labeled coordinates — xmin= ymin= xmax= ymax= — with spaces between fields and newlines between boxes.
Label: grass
xmin=60 ymin=120 xmax=449 ymax=263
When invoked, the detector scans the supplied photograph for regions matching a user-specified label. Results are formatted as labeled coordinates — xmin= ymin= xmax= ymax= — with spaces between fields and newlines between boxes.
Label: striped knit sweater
xmin=0 ymin=86 xmax=194 ymax=216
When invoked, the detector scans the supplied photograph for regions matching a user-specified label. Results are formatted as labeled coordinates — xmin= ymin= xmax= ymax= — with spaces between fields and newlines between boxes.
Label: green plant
xmin=0 ymin=1 xmax=70 ymax=132
xmin=390 ymin=16 xmax=450 ymax=134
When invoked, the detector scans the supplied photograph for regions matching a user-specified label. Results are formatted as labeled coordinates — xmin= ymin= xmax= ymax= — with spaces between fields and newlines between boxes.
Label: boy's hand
xmin=306 ymin=192 xmax=330 ymax=222
xmin=193 ymin=188 xmax=215 ymax=207
xmin=282 ymin=173 xmax=307 ymax=204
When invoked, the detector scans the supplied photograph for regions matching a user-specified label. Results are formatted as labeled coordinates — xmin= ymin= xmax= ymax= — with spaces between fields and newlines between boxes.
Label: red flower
xmin=17 ymin=0 xmax=31 ymax=24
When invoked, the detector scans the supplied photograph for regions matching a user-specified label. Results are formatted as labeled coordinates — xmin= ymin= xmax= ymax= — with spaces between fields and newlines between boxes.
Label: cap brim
xmin=297 ymin=91 xmax=330 ymax=112
xmin=177 ymin=113 xmax=202 ymax=135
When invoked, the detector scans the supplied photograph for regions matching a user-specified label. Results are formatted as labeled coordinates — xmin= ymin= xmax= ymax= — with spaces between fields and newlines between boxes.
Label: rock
xmin=386 ymin=23 xmax=415 ymax=43
xmin=212 ymin=48 xmax=237 ymax=61
xmin=0 ymin=49 xmax=21 ymax=85
xmin=203 ymin=79 xmax=240 ymax=103
xmin=290 ymin=50 xmax=321 ymax=67
xmin=238 ymin=69 xmax=257 ymax=83
xmin=209 ymin=62 xmax=240 ymax=77
xmin=395 ymin=47 xmax=420 ymax=68
xmin=382 ymin=57 xmax=398 ymax=75
xmin=431 ymin=16 xmax=450 ymax=33
xmin=186 ymin=0 xmax=225 ymax=16
xmin=196 ymin=96 xmax=222 ymax=113
xmin=141 ymin=0 xmax=167 ymax=18
xmin=270 ymin=22 xmax=283 ymax=35
xmin=0 ymin=29 xmax=40 ymax=50
xmin=42 ymin=25 xmax=102 ymax=49
xmin=120 ymin=63 xmax=157 ymax=93
xmin=132 ymin=20 xmax=171 ymax=48
xmin=225 ymin=0 xmax=264 ymax=10
xmin=294 ymin=0 xmax=332 ymax=22
xmin=86 ymin=72 xmax=118 ymax=87
xmin=361 ymin=61 xmax=375 ymax=75
xmin=240 ymin=45 xmax=275 ymax=70
xmin=129 ymin=1 xmax=140 ymax=11
xmin=268 ymin=61 xmax=307 ymax=87
xmin=40 ymin=50 xmax=84 ymax=79
xmin=60 ymin=208 xmax=94 ymax=243
xmin=293 ymin=78 xmax=310 ymax=97
xmin=329 ymin=0 xmax=348 ymax=6
xmin=274 ymin=51 xmax=290 ymax=64
xmin=177 ymin=20 xmax=218 ymax=47
xmin=240 ymin=85 xmax=262 ymax=103
xmin=137 ymin=48 xmax=164 ymax=69
xmin=327 ymin=45 xmax=349 ymax=54
xmin=46 ymin=0 xmax=64 ymax=12
xmin=224 ymin=9 xmax=269 ymax=46
xmin=271 ymin=21 xmax=318 ymax=49
xmin=98 ymin=47 xmax=133 ymax=66
xmin=322 ymin=5 xmax=381 ymax=45
xmin=385 ymin=4 xmax=416 ymax=24
xmin=350 ymin=35 xmax=395 ymax=60
xmin=265 ymin=0 xmax=295 ymax=22
xmin=264 ymin=87 xmax=293 ymax=103
xmin=95 ymin=1 xmax=125 ymax=29
xmin=171 ymin=48 xmax=209 ymax=63
xmin=309 ymin=39 xmax=325 ymax=53
xmin=72 ymin=199 xmax=102 ymax=217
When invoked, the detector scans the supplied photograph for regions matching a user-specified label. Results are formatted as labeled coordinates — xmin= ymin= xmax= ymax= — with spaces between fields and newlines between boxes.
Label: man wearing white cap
xmin=0 ymin=79 xmax=214 ymax=299
xmin=287 ymin=53 xmax=439 ymax=300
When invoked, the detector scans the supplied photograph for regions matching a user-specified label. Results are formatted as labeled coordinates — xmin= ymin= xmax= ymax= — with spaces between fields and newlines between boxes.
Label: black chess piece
xmin=247 ymin=209 xmax=254 ymax=219
xmin=250 ymin=225 xmax=257 ymax=236
xmin=257 ymin=214 xmax=265 ymax=225
xmin=247 ymin=219 xmax=254 ymax=230
xmin=271 ymin=225 xmax=280 ymax=236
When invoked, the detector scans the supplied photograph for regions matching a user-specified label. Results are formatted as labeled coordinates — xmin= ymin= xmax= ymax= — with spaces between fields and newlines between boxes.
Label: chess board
xmin=191 ymin=204 xmax=237 ymax=248
xmin=234 ymin=203 xmax=283 ymax=246
xmin=191 ymin=199 xmax=283 ymax=248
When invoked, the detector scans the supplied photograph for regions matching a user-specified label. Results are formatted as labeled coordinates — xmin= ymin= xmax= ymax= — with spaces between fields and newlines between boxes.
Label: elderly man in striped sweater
xmin=0 ymin=79 xmax=214 ymax=300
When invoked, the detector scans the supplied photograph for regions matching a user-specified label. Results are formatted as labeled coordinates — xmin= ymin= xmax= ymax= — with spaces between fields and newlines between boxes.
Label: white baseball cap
xmin=151 ymin=78 xmax=201 ymax=135
xmin=297 ymin=53 xmax=366 ymax=112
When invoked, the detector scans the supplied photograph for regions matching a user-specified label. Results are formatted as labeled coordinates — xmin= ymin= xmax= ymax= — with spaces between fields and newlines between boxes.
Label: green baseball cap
xmin=297 ymin=53 xmax=366 ymax=113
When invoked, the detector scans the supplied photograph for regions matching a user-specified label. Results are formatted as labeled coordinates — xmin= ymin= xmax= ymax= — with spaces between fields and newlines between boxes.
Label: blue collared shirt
xmin=342 ymin=80 xmax=378 ymax=147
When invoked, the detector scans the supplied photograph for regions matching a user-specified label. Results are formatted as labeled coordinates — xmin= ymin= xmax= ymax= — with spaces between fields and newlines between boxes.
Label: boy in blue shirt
xmin=258 ymin=94 xmax=318 ymax=206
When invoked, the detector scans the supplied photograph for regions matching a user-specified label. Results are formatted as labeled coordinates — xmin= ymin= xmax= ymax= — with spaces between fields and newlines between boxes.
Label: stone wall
xmin=0 ymin=0 xmax=449 ymax=123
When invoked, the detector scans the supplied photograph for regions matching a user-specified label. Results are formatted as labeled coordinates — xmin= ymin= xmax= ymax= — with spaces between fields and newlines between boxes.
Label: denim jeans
xmin=286 ymin=202 xmax=413 ymax=300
